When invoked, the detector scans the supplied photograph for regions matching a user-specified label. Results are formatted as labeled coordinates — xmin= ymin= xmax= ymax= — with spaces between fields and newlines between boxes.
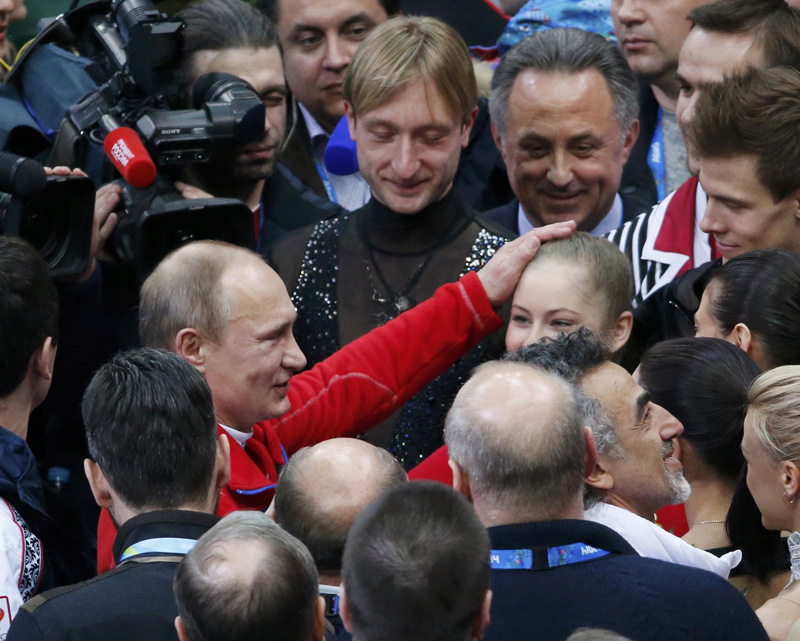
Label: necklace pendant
xmin=395 ymin=296 xmax=411 ymax=313
xmin=372 ymin=291 xmax=391 ymax=305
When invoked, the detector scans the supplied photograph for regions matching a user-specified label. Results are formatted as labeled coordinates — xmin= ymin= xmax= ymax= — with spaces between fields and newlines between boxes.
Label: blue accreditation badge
xmin=491 ymin=543 xmax=609 ymax=571
xmin=490 ymin=549 xmax=534 ymax=570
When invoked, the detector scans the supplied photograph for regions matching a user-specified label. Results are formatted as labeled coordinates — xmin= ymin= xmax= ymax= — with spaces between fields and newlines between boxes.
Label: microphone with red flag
xmin=101 ymin=115 xmax=157 ymax=189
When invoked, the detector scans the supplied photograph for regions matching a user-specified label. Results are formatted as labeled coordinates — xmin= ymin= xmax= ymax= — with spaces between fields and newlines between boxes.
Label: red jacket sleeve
xmin=271 ymin=271 xmax=501 ymax=453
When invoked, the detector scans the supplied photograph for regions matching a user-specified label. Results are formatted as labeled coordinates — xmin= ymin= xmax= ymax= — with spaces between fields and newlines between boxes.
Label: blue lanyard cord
xmin=490 ymin=543 xmax=610 ymax=570
xmin=647 ymin=107 xmax=666 ymax=202
xmin=119 ymin=537 xmax=198 ymax=562
xmin=314 ymin=157 xmax=339 ymax=204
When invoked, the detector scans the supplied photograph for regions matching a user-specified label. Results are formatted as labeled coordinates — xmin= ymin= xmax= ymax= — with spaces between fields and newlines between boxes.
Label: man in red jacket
xmin=95 ymin=224 xmax=572 ymax=571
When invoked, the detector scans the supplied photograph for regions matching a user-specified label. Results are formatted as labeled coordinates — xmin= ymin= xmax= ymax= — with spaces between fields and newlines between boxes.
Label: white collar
xmin=219 ymin=424 xmax=253 ymax=448
xmin=517 ymin=193 xmax=623 ymax=237
xmin=298 ymin=102 xmax=330 ymax=143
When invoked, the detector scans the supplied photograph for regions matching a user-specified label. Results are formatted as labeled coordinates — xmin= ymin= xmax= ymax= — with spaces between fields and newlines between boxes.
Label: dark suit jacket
xmin=485 ymin=519 xmax=769 ymax=641
xmin=482 ymin=191 xmax=650 ymax=237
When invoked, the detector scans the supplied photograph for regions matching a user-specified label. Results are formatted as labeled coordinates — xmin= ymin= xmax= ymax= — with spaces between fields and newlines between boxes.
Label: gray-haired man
xmin=485 ymin=28 xmax=648 ymax=236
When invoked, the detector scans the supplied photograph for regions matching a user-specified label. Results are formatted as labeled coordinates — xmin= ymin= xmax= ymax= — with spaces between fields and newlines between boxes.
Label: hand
xmin=477 ymin=221 xmax=576 ymax=308
xmin=174 ymin=181 xmax=213 ymax=200
xmin=44 ymin=166 xmax=87 ymax=178
xmin=43 ymin=168 xmax=121 ymax=283
xmin=75 ymin=182 xmax=121 ymax=283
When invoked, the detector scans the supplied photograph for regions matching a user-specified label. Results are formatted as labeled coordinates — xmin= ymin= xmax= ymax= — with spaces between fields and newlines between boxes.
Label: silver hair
xmin=578 ymin=391 xmax=624 ymax=510
xmin=445 ymin=362 xmax=587 ymax=515
xmin=489 ymin=28 xmax=639 ymax=137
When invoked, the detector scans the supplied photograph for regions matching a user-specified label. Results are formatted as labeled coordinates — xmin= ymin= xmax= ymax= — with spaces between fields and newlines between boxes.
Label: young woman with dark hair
xmin=695 ymin=248 xmax=800 ymax=370
xmin=638 ymin=338 xmax=788 ymax=607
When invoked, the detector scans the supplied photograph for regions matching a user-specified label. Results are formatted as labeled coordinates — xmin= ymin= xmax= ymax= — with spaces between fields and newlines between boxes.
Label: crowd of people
xmin=2 ymin=0 xmax=800 ymax=639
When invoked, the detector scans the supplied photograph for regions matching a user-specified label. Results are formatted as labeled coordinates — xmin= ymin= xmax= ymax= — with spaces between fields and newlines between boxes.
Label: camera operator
xmin=172 ymin=0 xmax=339 ymax=246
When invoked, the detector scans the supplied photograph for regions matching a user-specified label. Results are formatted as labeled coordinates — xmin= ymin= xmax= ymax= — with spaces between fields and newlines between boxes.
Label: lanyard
xmin=119 ymin=537 xmax=197 ymax=562
xmin=647 ymin=107 xmax=667 ymax=202
xmin=314 ymin=157 xmax=339 ymax=205
xmin=490 ymin=543 xmax=610 ymax=571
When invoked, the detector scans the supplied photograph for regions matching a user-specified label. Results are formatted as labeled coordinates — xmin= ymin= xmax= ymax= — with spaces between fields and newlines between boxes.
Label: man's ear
xmin=470 ymin=589 xmax=492 ymax=640
xmin=585 ymin=452 xmax=614 ymax=492
xmin=84 ymin=458 xmax=113 ymax=509
xmin=729 ymin=322 xmax=753 ymax=355
xmin=460 ymin=105 xmax=479 ymax=149
xmin=32 ymin=336 xmax=57 ymax=382
xmin=344 ymin=102 xmax=357 ymax=141
xmin=340 ymin=585 xmax=353 ymax=633
xmin=311 ymin=595 xmax=326 ymax=641
xmin=214 ymin=433 xmax=231 ymax=491
xmin=609 ymin=311 xmax=633 ymax=352
xmin=175 ymin=616 xmax=189 ymax=641
xmin=175 ymin=328 xmax=205 ymax=372
xmin=449 ymin=459 xmax=473 ymax=501
xmin=621 ymin=119 xmax=640 ymax=164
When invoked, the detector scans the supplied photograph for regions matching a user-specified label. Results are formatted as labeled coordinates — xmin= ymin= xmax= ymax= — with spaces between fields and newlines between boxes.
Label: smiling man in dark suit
xmin=485 ymin=28 xmax=649 ymax=237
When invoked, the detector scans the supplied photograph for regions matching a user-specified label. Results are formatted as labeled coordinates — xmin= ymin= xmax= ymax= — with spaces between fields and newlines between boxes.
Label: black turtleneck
xmin=268 ymin=192 xmax=512 ymax=457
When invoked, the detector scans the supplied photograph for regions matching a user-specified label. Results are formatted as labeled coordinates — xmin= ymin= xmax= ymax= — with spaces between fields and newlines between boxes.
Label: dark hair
xmin=503 ymin=327 xmax=612 ymax=383
xmin=175 ymin=511 xmax=319 ymax=641
xmin=688 ymin=0 xmax=800 ymax=70
xmin=257 ymin=0 xmax=400 ymax=23
xmin=0 ymin=237 xmax=58 ymax=398
xmin=688 ymin=67 xmax=800 ymax=202
xmin=274 ymin=444 xmax=407 ymax=573
xmin=490 ymin=28 xmax=638 ymax=135
xmin=706 ymin=248 xmax=800 ymax=369
xmin=342 ymin=482 xmax=489 ymax=641
xmin=638 ymin=338 xmax=760 ymax=482
xmin=178 ymin=0 xmax=280 ymax=87
xmin=726 ymin=468 xmax=788 ymax=582
xmin=81 ymin=348 xmax=218 ymax=510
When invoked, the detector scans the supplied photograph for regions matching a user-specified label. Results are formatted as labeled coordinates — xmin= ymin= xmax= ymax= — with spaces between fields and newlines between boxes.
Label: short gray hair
xmin=174 ymin=512 xmax=319 ymax=641
xmin=445 ymin=361 xmax=587 ymax=515
xmin=489 ymin=28 xmax=638 ymax=136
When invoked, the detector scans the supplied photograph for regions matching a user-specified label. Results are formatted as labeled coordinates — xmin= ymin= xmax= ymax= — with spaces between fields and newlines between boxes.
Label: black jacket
xmin=8 ymin=510 xmax=219 ymax=641
xmin=485 ymin=518 xmax=769 ymax=641
xmin=483 ymin=189 xmax=651 ymax=237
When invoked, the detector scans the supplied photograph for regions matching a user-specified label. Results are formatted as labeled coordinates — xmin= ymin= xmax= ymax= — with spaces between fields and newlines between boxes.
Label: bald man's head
xmin=140 ymin=240 xmax=307 ymax=429
xmin=275 ymin=438 xmax=407 ymax=574
xmin=140 ymin=240 xmax=267 ymax=350
xmin=445 ymin=361 xmax=587 ymax=521
xmin=174 ymin=511 xmax=321 ymax=641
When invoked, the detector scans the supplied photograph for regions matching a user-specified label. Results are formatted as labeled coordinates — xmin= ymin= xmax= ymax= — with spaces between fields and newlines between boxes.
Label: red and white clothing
xmin=97 ymin=271 xmax=501 ymax=572
xmin=0 ymin=499 xmax=42 ymax=631
xmin=606 ymin=178 xmax=719 ymax=305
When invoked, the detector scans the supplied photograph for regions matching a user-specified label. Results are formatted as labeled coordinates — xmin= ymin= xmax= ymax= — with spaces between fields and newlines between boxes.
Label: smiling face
xmin=698 ymin=154 xmax=800 ymax=263
xmin=198 ymin=260 xmax=307 ymax=430
xmin=495 ymin=68 xmax=636 ymax=232
xmin=675 ymin=28 xmax=763 ymax=177
xmin=505 ymin=259 xmax=615 ymax=351
xmin=277 ymin=0 xmax=388 ymax=132
xmin=612 ymin=0 xmax=704 ymax=85
xmin=583 ymin=362 xmax=689 ymax=518
xmin=346 ymin=79 xmax=474 ymax=214
xmin=194 ymin=47 xmax=287 ymax=183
